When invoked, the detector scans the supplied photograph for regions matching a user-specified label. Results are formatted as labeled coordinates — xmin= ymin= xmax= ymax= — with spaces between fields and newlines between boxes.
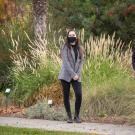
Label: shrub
xmin=24 ymin=100 xmax=66 ymax=121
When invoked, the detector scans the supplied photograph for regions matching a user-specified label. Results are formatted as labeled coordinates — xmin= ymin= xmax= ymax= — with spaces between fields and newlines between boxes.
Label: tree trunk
xmin=32 ymin=0 xmax=48 ymax=40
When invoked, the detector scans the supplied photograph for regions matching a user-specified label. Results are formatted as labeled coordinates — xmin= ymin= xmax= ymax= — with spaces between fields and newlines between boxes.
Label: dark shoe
xmin=74 ymin=116 xmax=82 ymax=123
xmin=67 ymin=112 xmax=73 ymax=123
xmin=67 ymin=116 xmax=73 ymax=123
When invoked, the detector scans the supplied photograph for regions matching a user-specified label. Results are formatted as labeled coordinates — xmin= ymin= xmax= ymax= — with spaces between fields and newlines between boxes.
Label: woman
xmin=58 ymin=30 xmax=85 ymax=123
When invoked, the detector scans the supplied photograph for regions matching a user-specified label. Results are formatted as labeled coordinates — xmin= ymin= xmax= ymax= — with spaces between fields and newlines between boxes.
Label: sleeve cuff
xmin=71 ymin=72 xmax=77 ymax=79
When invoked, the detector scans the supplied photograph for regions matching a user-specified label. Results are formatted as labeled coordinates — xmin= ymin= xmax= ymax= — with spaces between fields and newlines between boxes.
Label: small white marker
xmin=5 ymin=88 xmax=11 ymax=93
xmin=48 ymin=100 xmax=53 ymax=107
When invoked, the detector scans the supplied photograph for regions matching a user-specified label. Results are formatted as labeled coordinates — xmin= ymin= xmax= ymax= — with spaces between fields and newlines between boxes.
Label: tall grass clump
xmin=9 ymin=32 xmax=62 ymax=106
xmin=0 ymin=5 xmax=33 ymax=93
xmin=82 ymin=32 xmax=132 ymax=86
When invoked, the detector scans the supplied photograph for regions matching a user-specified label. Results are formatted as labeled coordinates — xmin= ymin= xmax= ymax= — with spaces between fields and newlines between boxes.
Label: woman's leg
xmin=60 ymin=79 xmax=72 ymax=123
xmin=71 ymin=80 xmax=82 ymax=122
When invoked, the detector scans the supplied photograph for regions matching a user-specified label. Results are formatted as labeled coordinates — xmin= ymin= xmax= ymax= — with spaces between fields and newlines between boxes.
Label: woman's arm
xmin=61 ymin=45 xmax=77 ymax=78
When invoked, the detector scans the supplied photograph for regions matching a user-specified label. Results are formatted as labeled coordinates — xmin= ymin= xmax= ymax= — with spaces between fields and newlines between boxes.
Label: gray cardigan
xmin=58 ymin=44 xmax=84 ymax=82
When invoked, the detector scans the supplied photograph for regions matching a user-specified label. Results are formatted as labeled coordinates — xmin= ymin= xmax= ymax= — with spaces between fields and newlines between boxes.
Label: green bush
xmin=50 ymin=0 xmax=135 ymax=44
xmin=10 ymin=60 xmax=59 ymax=106
xmin=81 ymin=76 xmax=135 ymax=123
xmin=25 ymin=100 xmax=66 ymax=121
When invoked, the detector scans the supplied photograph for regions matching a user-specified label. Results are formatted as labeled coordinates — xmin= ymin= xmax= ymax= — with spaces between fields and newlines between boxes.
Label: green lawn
xmin=0 ymin=126 xmax=99 ymax=135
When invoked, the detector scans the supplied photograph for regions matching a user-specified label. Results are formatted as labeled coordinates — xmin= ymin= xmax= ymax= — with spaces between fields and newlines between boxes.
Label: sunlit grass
xmin=0 ymin=126 xmax=99 ymax=135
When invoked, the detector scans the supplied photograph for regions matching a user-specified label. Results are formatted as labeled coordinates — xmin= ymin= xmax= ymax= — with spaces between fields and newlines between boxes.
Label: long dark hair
xmin=65 ymin=30 xmax=84 ymax=59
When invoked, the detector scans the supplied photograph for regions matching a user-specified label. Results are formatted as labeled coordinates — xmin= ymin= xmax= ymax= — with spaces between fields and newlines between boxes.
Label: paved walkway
xmin=0 ymin=117 xmax=135 ymax=135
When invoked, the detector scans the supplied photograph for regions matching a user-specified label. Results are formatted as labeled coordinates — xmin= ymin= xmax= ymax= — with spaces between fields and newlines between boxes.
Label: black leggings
xmin=60 ymin=79 xmax=82 ymax=116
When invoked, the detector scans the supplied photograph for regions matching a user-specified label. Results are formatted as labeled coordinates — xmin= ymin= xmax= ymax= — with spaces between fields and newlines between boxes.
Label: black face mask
xmin=68 ymin=37 xmax=76 ymax=44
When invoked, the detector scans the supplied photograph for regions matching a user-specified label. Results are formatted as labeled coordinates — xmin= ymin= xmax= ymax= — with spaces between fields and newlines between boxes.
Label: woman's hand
xmin=73 ymin=74 xmax=79 ymax=80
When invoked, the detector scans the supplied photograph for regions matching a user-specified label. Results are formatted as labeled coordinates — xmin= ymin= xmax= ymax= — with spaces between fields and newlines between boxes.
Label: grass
xmin=82 ymin=77 xmax=135 ymax=115
xmin=0 ymin=126 xmax=99 ymax=135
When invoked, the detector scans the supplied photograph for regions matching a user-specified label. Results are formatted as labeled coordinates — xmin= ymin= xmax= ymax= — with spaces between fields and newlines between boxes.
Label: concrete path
xmin=0 ymin=117 xmax=135 ymax=135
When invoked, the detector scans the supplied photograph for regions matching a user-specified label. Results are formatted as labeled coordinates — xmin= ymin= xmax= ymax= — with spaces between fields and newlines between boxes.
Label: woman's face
xmin=68 ymin=31 xmax=77 ymax=37
xmin=67 ymin=31 xmax=77 ymax=46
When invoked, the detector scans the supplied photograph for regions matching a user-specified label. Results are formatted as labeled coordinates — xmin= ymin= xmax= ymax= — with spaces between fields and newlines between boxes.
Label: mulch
xmin=0 ymin=106 xmax=24 ymax=116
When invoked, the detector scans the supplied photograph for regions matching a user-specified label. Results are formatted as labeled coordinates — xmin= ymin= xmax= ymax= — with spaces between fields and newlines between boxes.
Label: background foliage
xmin=50 ymin=0 xmax=135 ymax=44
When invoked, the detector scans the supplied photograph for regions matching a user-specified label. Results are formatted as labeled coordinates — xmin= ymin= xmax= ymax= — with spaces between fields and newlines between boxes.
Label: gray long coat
xmin=58 ymin=44 xmax=84 ymax=82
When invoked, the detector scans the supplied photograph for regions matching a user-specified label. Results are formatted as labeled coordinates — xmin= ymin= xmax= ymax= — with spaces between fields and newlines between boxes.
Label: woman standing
xmin=58 ymin=30 xmax=85 ymax=123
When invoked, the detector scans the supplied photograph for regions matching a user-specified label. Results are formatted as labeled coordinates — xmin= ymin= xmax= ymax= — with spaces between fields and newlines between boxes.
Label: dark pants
xmin=60 ymin=79 xmax=82 ymax=116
